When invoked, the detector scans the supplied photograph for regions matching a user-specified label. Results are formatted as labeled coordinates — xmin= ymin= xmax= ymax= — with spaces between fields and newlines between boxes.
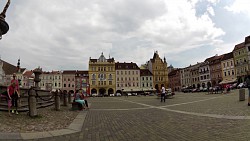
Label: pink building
xmin=62 ymin=70 xmax=76 ymax=93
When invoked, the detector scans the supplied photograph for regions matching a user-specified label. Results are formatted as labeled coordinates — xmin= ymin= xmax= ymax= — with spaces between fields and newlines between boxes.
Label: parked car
xmin=116 ymin=93 xmax=121 ymax=96
xmin=110 ymin=93 xmax=115 ymax=96
xmin=91 ymin=93 xmax=98 ymax=97
xmin=149 ymin=93 xmax=155 ymax=96
xmin=230 ymin=83 xmax=237 ymax=89
xmin=192 ymin=88 xmax=197 ymax=93
xmin=132 ymin=93 xmax=137 ymax=96
xmin=104 ymin=93 xmax=109 ymax=97
xmin=237 ymin=83 xmax=245 ymax=88
xmin=127 ymin=93 xmax=132 ymax=96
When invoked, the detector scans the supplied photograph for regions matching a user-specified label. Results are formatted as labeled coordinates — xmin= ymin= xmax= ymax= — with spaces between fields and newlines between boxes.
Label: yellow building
xmin=233 ymin=42 xmax=248 ymax=83
xmin=146 ymin=51 xmax=168 ymax=91
xmin=88 ymin=53 xmax=116 ymax=96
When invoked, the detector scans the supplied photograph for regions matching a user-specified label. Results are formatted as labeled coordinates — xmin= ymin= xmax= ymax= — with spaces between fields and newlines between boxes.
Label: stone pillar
xmin=29 ymin=88 xmax=37 ymax=117
xmin=68 ymin=92 xmax=72 ymax=104
xmin=239 ymin=88 xmax=245 ymax=101
xmin=55 ymin=90 xmax=60 ymax=111
xmin=63 ymin=91 xmax=68 ymax=106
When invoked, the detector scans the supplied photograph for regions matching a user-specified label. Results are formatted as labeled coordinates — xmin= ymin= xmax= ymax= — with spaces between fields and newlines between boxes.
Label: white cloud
xmin=207 ymin=6 xmax=215 ymax=16
xmin=225 ymin=0 xmax=250 ymax=14
xmin=0 ymin=0 xmax=226 ymax=71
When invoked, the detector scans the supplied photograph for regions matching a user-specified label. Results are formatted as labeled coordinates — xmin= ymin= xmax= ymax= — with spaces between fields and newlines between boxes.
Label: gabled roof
xmin=0 ymin=59 xmax=18 ymax=75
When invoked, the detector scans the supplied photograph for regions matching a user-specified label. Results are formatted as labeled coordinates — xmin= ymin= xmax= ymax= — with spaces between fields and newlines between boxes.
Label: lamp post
xmin=0 ymin=0 xmax=10 ymax=40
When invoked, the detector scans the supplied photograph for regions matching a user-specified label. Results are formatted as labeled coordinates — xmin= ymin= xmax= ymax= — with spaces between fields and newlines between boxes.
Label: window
xmin=109 ymin=81 xmax=112 ymax=85
xmin=92 ymin=74 xmax=96 ymax=79
xmin=64 ymin=84 xmax=66 ymax=87
xmin=224 ymin=72 xmax=226 ymax=76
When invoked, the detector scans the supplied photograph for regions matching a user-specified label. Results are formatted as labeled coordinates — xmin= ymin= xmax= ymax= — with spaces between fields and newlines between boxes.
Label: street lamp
xmin=0 ymin=0 xmax=10 ymax=40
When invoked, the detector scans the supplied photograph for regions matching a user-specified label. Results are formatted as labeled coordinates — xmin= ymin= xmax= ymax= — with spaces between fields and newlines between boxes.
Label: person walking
xmin=160 ymin=84 xmax=166 ymax=102
xmin=246 ymin=76 xmax=250 ymax=106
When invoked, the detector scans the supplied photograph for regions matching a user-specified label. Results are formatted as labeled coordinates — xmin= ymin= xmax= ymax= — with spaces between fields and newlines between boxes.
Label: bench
xmin=71 ymin=100 xmax=83 ymax=111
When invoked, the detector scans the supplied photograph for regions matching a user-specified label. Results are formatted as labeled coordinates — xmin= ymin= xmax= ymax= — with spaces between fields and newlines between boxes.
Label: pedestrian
xmin=1 ymin=81 xmax=19 ymax=116
xmin=160 ymin=84 xmax=166 ymax=102
xmin=246 ymin=76 xmax=250 ymax=106
xmin=10 ymin=73 xmax=20 ymax=114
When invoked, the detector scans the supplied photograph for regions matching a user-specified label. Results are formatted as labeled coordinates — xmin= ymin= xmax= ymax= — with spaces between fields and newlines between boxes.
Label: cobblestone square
xmin=2 ymin=89 xmax=250 ymax=141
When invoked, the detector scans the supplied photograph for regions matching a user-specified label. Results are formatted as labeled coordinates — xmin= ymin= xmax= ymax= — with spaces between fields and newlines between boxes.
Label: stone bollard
xmin=63 ymin=91 xmax=68 ymax=106
xmin=239 ymin=88 xmax=245 ymax=101
xmin=29 ymin=88 xmax=37 ymax=117
xmin=68 ymin=92 xmax=72 ymax=104
xmin=55 ymin=90 xmax=60 ymax=111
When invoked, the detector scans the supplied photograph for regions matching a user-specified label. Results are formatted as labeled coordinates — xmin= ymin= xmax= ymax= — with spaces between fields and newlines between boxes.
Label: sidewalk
xmin=0 ymin=110 xmax=87 ymax=140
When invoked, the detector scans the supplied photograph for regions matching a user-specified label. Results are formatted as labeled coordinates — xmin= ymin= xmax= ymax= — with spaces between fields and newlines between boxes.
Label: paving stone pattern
xmin=2 ymin=89 xmax=250 ymax=141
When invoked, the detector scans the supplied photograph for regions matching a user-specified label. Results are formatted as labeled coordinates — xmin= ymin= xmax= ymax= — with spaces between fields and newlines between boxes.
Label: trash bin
xmin=239 ymin=88 xmax=245 ymax=101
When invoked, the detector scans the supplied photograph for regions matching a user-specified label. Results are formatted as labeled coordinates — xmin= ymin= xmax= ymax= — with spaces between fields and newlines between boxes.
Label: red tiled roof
xmin=23 ymin=70 xmax=34 ymax=78
xmin=221 ymin=52 xmax=233 ymax=61
xmin=233 ymin=42 xmax=245 ymax=51
xmin=0 ymin=59 xmax=18 ymax=75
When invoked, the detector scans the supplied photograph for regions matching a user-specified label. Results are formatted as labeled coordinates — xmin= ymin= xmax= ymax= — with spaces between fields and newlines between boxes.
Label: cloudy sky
xmin=0 ymin=0 xmax=250 ymax=71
